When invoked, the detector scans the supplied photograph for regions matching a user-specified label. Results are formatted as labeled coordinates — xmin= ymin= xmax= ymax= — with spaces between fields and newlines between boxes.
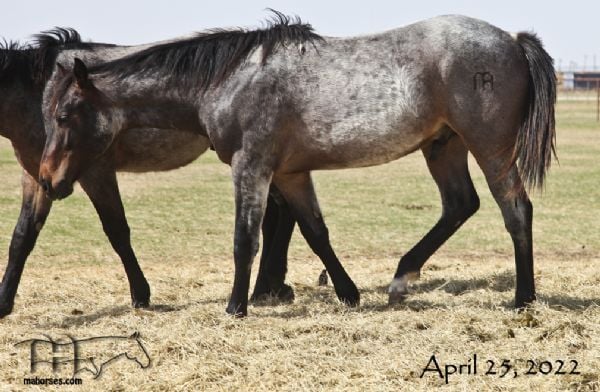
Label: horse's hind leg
xmin=79 ymin=166 xmax=150 ymax=308
xmin=251 ymin=186 xmax=295 ymax=302
xmin=389 ymin=130 xmax=480 ymax=303
xmin=273 ymin=172 xmax=359 ymax=306
xmin=472 ymin=155 xmax=535 ymax=308
xmin=0 ymin=172 xmax=52 ymax=318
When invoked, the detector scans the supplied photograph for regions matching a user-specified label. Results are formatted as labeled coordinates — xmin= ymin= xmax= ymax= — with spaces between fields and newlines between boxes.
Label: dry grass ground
xmin=0 ymin=99 xmax=599 ymax=391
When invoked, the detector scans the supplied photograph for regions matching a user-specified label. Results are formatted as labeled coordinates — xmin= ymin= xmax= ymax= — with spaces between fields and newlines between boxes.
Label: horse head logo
xmin=15 ymin=332 xmax=151 ymax=379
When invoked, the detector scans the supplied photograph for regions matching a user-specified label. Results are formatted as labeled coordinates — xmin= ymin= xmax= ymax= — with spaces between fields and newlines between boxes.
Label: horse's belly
xmin=293 ymin=111 xmax=437 ymax=171
xmin=114 ymin=129 xmax=210 ymax=172
xmin=324 ymin=130 xmax=425 ymax=169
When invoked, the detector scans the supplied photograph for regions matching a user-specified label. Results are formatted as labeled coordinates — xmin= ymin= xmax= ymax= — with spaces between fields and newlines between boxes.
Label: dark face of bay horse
xmin=39 ymin=59 xmax=118 ymax=199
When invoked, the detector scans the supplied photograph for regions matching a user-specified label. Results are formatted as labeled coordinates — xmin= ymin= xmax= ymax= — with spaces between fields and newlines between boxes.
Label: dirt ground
xmin=0 ymin=100 xmax=598 ymax=391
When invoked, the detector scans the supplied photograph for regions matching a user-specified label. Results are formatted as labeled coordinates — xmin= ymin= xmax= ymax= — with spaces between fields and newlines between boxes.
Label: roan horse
xmin=0 ymin=28 xmax=317 ymax=317
xmin=40 ymin=13 xmax=556 ymax=316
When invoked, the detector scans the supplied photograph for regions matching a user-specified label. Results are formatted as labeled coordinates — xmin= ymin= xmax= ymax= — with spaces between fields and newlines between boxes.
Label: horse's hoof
xmin=0 ymin=302 xmax=14 ymax=318
xmin=388 ymin=290 xmax=407 ymax=305
xmin=318 ymin=269 xmax=328 ymax=286
xmin=387 ymin=272 xmax=419 ymax=305
xmin=514 ymin=293 xmax=536 ymax=310
xmin=276 ymin=284 xmax=295 ymax=302
xmin=250 ymin=290 xmax=268 ymax=302
xmin=132 ymin=298 xmax=150 ymax=308
xmin=251 ymin=283 xmax=295 ymax=303
xmin=336 ymin=285 xmax=360 ymax=307
xmin=250 ymin=282 xmax=270 ymax=301
xmin=226 ymin=301 xmax=247 ymax=318
xmin=131 ymin=291 xmax=150 ymax=308
xmin=131 ymin=282 xmax=151 ymax=309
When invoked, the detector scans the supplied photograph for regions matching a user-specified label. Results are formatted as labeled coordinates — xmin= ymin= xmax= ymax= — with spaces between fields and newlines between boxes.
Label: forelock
xmin=50 ymin=73 xmax=77 ymax=111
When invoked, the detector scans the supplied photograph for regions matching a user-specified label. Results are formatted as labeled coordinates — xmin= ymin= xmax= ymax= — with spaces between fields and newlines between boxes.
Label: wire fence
xmin=558 ymin=74 xmax=600 ymax=121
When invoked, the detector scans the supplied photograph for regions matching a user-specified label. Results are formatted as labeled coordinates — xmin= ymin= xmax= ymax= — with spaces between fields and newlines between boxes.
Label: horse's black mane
xmin=90 ymin=10 xmax=324 ymax=90
xmin=0 ymin=27 xmax=101 ymax=84
xmin=31 ymin=27 xmax=84 ymax=49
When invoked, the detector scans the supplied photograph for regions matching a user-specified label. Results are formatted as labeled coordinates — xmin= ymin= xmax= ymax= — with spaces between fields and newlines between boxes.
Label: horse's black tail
xmin=514 ymin=32 xmax=557 ymax=191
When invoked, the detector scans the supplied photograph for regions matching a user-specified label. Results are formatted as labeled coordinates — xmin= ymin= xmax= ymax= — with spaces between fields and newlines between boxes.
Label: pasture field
xmin=0 ymin=98 xmax=599 ymax=391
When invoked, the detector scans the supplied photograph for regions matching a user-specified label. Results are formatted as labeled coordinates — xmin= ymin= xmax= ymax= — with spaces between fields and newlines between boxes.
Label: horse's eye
xmin=56 ymin=113 xmax=69 ymax=125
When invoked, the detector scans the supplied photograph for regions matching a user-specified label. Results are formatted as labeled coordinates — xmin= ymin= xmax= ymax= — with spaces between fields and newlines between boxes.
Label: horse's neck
xmin=0 ymin=79 xmax=44 ymax=143
xmin=103 ymin=75 xmax=202 ymax=133
xmin=0 ymin=49 xmax=33 ymax=137
xmin=0 ymin=85 xmax=46 ymax=176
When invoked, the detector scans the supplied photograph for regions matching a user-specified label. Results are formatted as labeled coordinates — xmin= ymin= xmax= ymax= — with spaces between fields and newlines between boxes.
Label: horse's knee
xmin=234 ymin=229 xmax=260 ymax=263
xmin=235 ymin=239 xmax=259 ymax=259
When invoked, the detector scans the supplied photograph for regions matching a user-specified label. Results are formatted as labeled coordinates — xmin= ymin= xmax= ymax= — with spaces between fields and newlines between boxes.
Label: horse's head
xmin=40 ymin=58 xmax=120 ymax=200
xmin=126 ymin=332 xmax=151 ymax=369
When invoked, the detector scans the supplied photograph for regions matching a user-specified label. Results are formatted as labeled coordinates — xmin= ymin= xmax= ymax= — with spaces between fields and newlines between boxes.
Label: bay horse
xmin=39 ymin=12 xmax=556 ymax=316
xmin=0 ymin=28 xmax=316 ymax=317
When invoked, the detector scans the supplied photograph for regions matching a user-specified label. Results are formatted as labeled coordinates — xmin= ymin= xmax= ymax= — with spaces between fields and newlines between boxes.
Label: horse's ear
xmin=72 ymin=58 xmax=90 ymax=88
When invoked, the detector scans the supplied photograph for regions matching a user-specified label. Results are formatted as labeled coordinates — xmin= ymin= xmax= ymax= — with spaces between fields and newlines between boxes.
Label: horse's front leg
xmin=251 ymin=186 xmax=295 ymax=302
xmin=226 ymin=160 xmax=272 ymax=317
xmin=78 ymin=165 xmax=150 ymax=308
xmin=0 ymin=172 xmax=52 ymax=318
